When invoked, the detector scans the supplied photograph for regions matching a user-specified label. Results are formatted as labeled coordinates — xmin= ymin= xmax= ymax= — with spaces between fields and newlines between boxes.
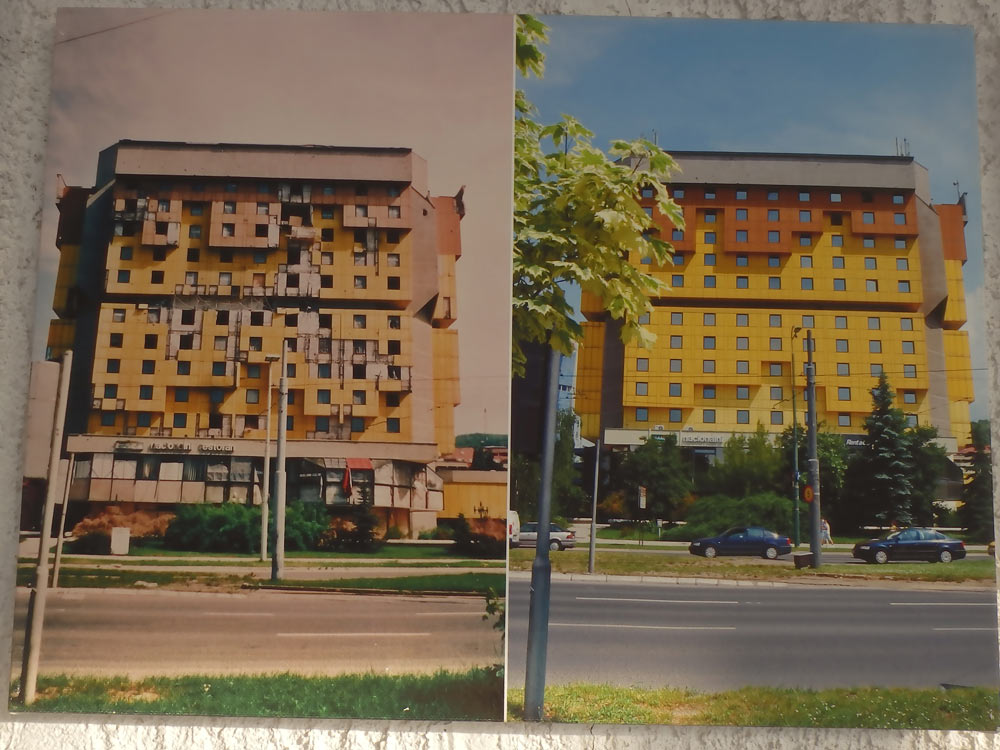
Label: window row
xmin=110 ymin=308 xmax=402 ymax=330
xmin=665 ymin=188 xmax=906 ymax=205
xmin=99 ymin=411 xmax=400 ymax=434
xmin=646 ymin=335 xmax=917 ymax=353
xmin=633 ymin=407 xmax=917 ymax=427
xmin=113 ymin=269 xmax=402 ymax=290
xmin=633 ymin=382 xmax=920 ymax=405
xmin=633 ymin=358 xmax=919 ymax=378
xmin=695 ymin=209 xmax=907 ymax=226
xmin=105 ymin=358 xmax=407 ymax=381
xmin=654 ymin=312 xmax=915 ymax=331
xmin=666 ymin=275 xmax=911 ymax=293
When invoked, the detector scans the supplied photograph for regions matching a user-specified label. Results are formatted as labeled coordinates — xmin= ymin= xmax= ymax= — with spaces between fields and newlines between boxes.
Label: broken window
xmin=222 ymin=223 xmax=235 ymax=237
xmin=181 ymin=309 xmax=195 ymax=325
xmin=255 ymin=225 xmax=268 ymax=238
xmin=387 ymin=340 xmax=401 ymax=355
xmin=387 ymin=276 xmax=400 ymax=290
xmin=388 ymin=315 xmax=401 ymax=329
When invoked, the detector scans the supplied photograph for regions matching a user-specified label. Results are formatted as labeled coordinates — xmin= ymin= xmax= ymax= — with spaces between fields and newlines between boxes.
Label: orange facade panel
xmin=936 ymin=203 xmax=967 ymax=262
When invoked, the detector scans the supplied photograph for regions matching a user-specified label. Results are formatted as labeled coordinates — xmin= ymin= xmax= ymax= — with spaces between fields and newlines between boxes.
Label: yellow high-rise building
xmin=49 ymin=141 xmax=464 ymax=536
xmin=576 ymin=152 xmax=974 ymax=458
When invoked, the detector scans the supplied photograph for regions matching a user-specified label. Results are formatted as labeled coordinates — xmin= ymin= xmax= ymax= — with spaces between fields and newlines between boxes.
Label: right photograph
xmin=508 ymin=15 xmax=997 ymax=730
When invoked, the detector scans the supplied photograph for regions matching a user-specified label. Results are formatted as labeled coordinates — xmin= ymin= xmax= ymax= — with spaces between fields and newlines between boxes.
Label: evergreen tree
xmin=847 ymin=373 xmax=913 ymax=526
xmin=960 ymin=420 xmax=994 ymax=542
xmin=612 ymin=434 xmax=692 ymax=521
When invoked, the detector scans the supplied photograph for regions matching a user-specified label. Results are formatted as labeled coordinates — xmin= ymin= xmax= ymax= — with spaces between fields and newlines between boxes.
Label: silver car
xmin=518 ymin=522 xmax=576 ymax=551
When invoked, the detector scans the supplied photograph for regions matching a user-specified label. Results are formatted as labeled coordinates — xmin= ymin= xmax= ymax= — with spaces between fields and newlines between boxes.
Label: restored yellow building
xmin=577 ymin=152 xmax=974 ymax=456
xmin=49 ymin=141 xmax=464 ymax=536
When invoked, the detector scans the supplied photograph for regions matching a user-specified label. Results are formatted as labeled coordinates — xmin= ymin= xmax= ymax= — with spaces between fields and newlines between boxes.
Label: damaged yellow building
xmin=49 ymin=140 xmax=464 ymax=536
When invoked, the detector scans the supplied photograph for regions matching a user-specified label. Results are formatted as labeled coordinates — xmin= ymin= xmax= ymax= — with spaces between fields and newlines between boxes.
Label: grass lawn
xmin=36 ymin=556 xmax=502 ymax=569
xmin=127 ymin=542 xmax=459 ymax=559
xmin=18 ymin=566 xmax=505 ymax=594
xmin=11 ymin=668 xmax=503 ymax=721
xmin=508 ymin=549 xmax=997 ymax=583
xmin=506 ymin=684 xmax=997 ymax=730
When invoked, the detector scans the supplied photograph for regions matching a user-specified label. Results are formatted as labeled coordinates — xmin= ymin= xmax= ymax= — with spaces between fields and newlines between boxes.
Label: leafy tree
xmin=509 ymin=410 xmax=585 ymax=520
xmin=611 ymin=435 xmax=692 ymax=521
xmin=905 ymin=424 xmax=950 ymax=527
xmin=512 ymin=15 xmax=683 ymax=375
xmin=471 ymin=447 xmax=498 ymax=470
xmin=960 ymin=419 xmax=994 ymax=542
xmin=846 ymin=374 xmax=913 ymax=527
xmin=776 ymin=423 xmax=848 ymax=532
xmin=700 ymin=425 xmax=782 ymax=498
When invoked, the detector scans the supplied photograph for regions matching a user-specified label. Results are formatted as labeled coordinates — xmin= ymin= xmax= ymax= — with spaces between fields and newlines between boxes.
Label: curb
xmin=247 ymin=583 xmax=487 ymax=598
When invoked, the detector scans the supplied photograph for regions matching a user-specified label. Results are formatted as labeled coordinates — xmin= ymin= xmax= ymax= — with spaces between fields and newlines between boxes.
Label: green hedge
xmin=661 ymin=492 xmax=796 ymax=541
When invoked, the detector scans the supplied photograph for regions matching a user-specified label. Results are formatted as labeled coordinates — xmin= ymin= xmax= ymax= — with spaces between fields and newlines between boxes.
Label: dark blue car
xmin=852 ymin=527 xmax=966 ymax=564
xmin=688 ymin=526 xmax=793 ymax=560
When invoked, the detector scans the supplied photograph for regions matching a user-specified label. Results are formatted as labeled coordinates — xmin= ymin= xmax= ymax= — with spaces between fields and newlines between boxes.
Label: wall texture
xmin=1 ymin=1 xmax=998 ymax=748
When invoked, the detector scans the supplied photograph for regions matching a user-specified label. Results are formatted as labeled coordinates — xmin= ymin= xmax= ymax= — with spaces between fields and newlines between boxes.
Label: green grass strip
xmin=507 ymin=684 xmax=998 ymax=730
xmin=509 ymin=549 xmax=997 ymax=583
xmin=23 ymin=557 xmax=501 ymax=569
xmin=12 ymin=668 xmax=503 ymax=721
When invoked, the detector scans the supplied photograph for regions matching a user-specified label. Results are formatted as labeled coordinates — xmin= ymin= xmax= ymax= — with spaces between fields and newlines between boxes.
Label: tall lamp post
xmin=790 ymin=326 xmax=803 ymax=546
xmin=270 ymin=341 xmax=289 ymax=582
xmin=260 ymin=354 xmax=281 ymax=562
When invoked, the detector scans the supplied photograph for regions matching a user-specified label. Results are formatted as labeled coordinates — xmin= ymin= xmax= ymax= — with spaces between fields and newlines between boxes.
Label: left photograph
xmin=10 ymin=9 xmax=513 ymax=721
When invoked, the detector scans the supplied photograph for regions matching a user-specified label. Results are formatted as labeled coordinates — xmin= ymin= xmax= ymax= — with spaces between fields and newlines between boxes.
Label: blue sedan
xmin=852 ymin=527 xmax=967 ymax=564
xmin=689 ymin=526 xmax=793 ymax=560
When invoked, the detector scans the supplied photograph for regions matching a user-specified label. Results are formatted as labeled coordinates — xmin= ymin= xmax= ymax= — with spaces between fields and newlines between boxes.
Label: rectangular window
xmin=801 ymin=278 xmax=814 ymax=290
xmin=736 ymin=276 xmax=749 ymax=289
xmin=669 ymin=409 xmax=682 ymax=423
xmin=799 ymin=191 xmax=810 ymax=202
xmin=635 ymin=408 xmax=648 ymax=422
xmin=671 ymin=312 xmax=683 ymax=325
xmin=669 ymin=383 xmax=681 ymax=397
xmin=246 ymin=389 xmax=260 ymax=404
xmin=635 ymin=382 xmax=648 ymax=396
xmin=703 ymin=360 xmax=716 ymax=373
xmin=173 ymin=414 xmax=187 ymax=428
xmin=800 ymin=256 xmax=813 ymax=268
xmin=831 ymin=213 xmax=843 ymax=226
xmin=767 ymin=209 xmax=779 ymax=221
xmin=769 ymin=314 xmax=781 ymax=327
xmin=896 ymin=258 xmax=909 ymax=271
xmin=832 ymin=256 xmax=845 ymax=269
xmin=212 ymin=362 xmax=226 ymax=376
xmin=770 ymin=386 xmax=783 ymax=400
xmin=704 ymin=188 xmax=716 ymax=200
xmin=736 ymin=230 xmax=748 ymax=242
xmin=109 ymin=332 xmax=123 ymax=348
xmin=137 ymin=413 xmax=152 ymax=428
xmin=736 ymin=255 xmax=748 ymax=267
xmin=862 ymin=212 xmax=875 ymax=224
xmin=837 ymin=363 xmax=850 ymax=376
xmin=141 ymin=360 xmax=155 ymax=375
xmin=704 ymin=253 xmax=716 ymax=266
xmin=768 ymin=231 xmax=779 ymax=243
xmin=185 ymin=271 xmax=198 ymax=286
xmin=189 ymin=225 xmax=202 ymax=239
xmin=830 ymin=192 xmax=842 ymax=203
xmin=895 ymin=237 xmax=907 ymax=249
xmin=735 ymin=190 xmax=747 ymax=201
xmin=769 ymin=363 xmax=782 ymax=376
xmin=864 ymin=257 xmax=877 ymax=270
xmin=767 ymin=191 xmax=779 ymax=201
xmin=704 ymin=276 xmax=716 ymax=288
xmin=833 ymin=278 xmax=846 ymax=291
xmin=703 ymin=336 xmax=716 ymax=350
xmin=139 ymin=385 xmax=153 ymax=400
xmin=214 ymin=336 xmax=227 ymax=351
xmin=768 ymin=277 xmax=781 ymax=290
xmin=386 ymin=418 xmax=401 ymax=433
xmin=636 ymin=358 xmax=649 ymax=372
xmin=836 ymin=339 xmax=849 ymax=352
xmin=901 ymin=318 xmax=914 ymax=331
xmin=768 ymin=255 xmax=780 ymax=268
xmin=354 ymin=276 xmax=367 ymax=289
xmin=116 ymin=270 xmax=130 ymax=284
xmin=869 ymin=340 xmax=882 ymax=353
xmin=737 ymin=410 xmax=750 ymax=424
xmin=904 ymin=364 xmax=917 ymax=378
xmin=835 ymin=316 xmax=847 ymax=329
xmin=703 ymin=410 xmax=716 ymax=424
xmin=902 ymin=341 xmax=915 ymax=354
xmin=222 ymin=223 xmax=235 ymax=237
xmin=670 ymin=359 xmax=682 ymax=372
xmin=703 ymin=385 xmax=716 ymax=399
xmin=838 ymin=387 xmax=851 ymax=401
xmin=903 ymin=391 xmax=917 ymax=404
xmin=871 ymin=364 xmax=883 ymax=376
xmin=799 ymin=235 xmax=812 ymax=247
xmin=177 ymin=360 xmax=191 ymax=375
xmin=119 ymin=246 xmax=133 ymax=261
xmin=736 ymin=314 xmax=748 ymax=326
xmin=799 ymin=210 xmax=811 ymax=222
xmin=866 ymin=279 xmax=879 ymax=292
xmin=670 ymin=335 xmax=682 ymax=349
xmin=769 ymin=337 xmax=782 ymax=351
xmin=704 ymin=232 xmax=716 ymax=244
xmin=802 ymin=315 xmax=814 ymax=327
xmin=219 ymin=272 xmax=232 ymax=286
xmin=321 ymin=227 xmax=334 ymax=242
xmin=704 ymin=211 xmax=717 ymax=223
xmin=703 ymin=313 xmax=716 ymax=326
xmin=736 ymin=361 xmax=749 ymax=374
xmin=897 ymin=281 xmax=911 ymax=293
xmin=351 ymin=417 xmax=365 ymax=433
xmin=868 ymin=317 xmax=881 ymax=330
xmin=894 ymin=213 xmax=906 ymax=225
xmin=770 ymin=411 xmax=783 ymax=425
xmin=737 ymin=386 xmax=749 ymax=400
xmin=736 ymin=337 xmax=749 ymax=350
xmin=144 ymin=334 xmax=158 ymax=349
xmin=838 ymin=414 xmax=851 ymax=427
xmin=671 ymin=229 xmax=684 ymax=241
xmin=736 ymin=208 xmax=748 ymax=220
xmin=190 ymin=203 xmax=204 ymax=216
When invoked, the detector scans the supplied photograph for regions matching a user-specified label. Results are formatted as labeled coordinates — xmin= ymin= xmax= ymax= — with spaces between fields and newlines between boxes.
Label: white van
xmin=508 ymin=510 xmax=520 ymax=547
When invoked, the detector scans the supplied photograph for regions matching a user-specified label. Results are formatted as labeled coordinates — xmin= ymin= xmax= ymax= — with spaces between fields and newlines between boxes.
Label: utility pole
xmin=20 ymin=349 xmax=72 ymax=704
xmin=790 ymin=326 xmax=802 ymax=546
xmin=51 ymin=454 xmax=76 ymax=588
xmin=260 ymin=354 xmax=280 ymax=562
xmin=270 ymin=341 xmax=288 ymax=582
xmin=587 ymin=437 xmax=600 ymax=575
xmin=524 ymin=347 xmax=560 ymax=721
xmin=805 ymin=330 xmax=822 ymax=568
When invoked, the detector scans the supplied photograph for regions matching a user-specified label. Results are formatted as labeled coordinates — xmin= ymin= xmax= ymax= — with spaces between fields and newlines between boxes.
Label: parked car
xmin=508 ymin=511 xmax=520 ymax=547
xmin=518 ymin=522 xmax=576 ymax=551
xmin=688 ymin=526 xmax=793 ymax=560
xmin=852 ymin=527 xmax=966 ymax=564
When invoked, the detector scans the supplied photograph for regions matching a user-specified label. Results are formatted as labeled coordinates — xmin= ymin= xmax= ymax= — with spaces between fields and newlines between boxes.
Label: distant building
xmin=576 ymin=152 xmax=974 ymax=459
xmin=47 ymin=140 xmax=466 ymax=537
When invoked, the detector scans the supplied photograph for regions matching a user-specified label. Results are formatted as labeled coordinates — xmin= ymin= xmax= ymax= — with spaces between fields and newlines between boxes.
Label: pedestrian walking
xmin=821 ymin=518 xmax=832 ymax=546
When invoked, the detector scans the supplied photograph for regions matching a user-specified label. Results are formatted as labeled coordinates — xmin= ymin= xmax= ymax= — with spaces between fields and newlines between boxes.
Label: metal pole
xmin=260 ymin=359 xmax=274 ymax=562
xmin=20 ymin=350 xmax=72 ymax=704
xmin=524 ymin=346 xmax=560 ymax=721
xmin=791 ymin=326 xmax=801 ymax=546
xmin=51 ymin=454 xmax=76 ymax=589
xmin=271 ymin=342 xmax=289 ymax=582
xmin=805 ymin=331 xmax=822 ymax=567
xmin=588 ymin=437 xmax=600 ymax=575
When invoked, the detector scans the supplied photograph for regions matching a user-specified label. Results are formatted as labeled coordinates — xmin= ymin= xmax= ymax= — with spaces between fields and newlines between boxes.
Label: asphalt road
xmin=507 ymin=578 xmax=999 ymax=691
xmin=10 ymin=587 xmax=501 ymax=679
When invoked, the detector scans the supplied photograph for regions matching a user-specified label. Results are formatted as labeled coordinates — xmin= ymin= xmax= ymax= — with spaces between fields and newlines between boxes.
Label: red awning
xmin=345 ymin=457 xmax=373 ymax=470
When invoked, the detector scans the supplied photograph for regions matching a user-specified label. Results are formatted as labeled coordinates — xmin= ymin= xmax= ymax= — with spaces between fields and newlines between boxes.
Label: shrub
xmin=283 ymin=502 xmax=329 ymax=551
xmin=385 ymin=525 xmax=404 ymax=540
xmin=163 ymin=503 xmax=261 ymax=553
xmin=661 ymin=492 xmax=794 ymax=541
xmin=64 ymin=531 xmax=110 ymax=555
xmin=321 ymin=508 xmax=381 ymax=552
xmin=418 ymin=526 xmax=454 ymax=540
xmin=452 ymin=514 xmax=505 ymax=559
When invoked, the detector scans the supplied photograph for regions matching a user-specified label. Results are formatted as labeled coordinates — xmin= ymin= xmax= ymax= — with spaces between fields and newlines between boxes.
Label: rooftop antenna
xmin=652 ymin=129 xmax=658 ymax=146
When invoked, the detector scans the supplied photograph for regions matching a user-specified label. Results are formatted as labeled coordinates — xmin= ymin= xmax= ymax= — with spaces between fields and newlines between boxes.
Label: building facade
xmin=576 ymin=152 xmax=974 ymax=458
xmin=48 ymin=140 xmax=464 ymax=536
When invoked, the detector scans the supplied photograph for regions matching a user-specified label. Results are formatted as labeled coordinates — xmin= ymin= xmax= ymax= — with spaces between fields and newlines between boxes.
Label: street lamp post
xmin=260 ymin=354 xmax=281 ymax=562
xmin=790 ymin=326 xmax=802 ymax=546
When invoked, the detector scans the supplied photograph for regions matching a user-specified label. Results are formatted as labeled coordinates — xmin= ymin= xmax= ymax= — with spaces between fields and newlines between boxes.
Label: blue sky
xmin=523 ymin=15 xmax=987 ymax=420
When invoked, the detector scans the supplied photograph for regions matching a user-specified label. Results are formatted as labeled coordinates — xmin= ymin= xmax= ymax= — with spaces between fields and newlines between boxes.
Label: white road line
xmin=576 ymin=597 xmax=738 ymax=605
xmin=889 ymin=602 xmax=995 ymax=607
xmin=276 ymin=632 xmax=431 ymax=637
xmin=204 ymin=612 xmax=276 ymax=616
xmin=552 ymin=622 xmax=735 ymax=631
xmin=933 ymin=627 xmax=997 ymax=632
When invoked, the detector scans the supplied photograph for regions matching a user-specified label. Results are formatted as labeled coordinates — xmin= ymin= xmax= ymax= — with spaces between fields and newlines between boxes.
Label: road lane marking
xmin=889 ymin=602 xmax=995 ymax=607
xmin=276 ymin=632 xmax=431 ymax=637
xmin=576 ymin=597 xmax=738 ymax=605
xmin=552 ymin=622 xmax=735 ymax=631
xmin=204 ymin=612 xmax=275 ymax=616
xmin=933 ymin=627 xmax=997 ymax=631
